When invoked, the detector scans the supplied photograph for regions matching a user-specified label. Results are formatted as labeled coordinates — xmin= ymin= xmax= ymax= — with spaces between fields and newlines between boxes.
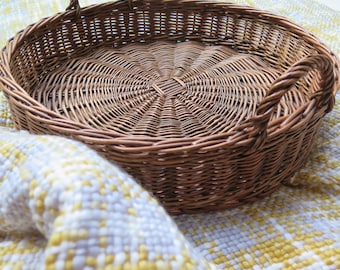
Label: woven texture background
xmin=0 ymin=0 xmax=339 ymax=269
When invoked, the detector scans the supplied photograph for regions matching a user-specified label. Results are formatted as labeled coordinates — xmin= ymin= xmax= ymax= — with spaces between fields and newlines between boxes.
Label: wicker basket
xmin=0 ymin=0 xmax=339 ymax=214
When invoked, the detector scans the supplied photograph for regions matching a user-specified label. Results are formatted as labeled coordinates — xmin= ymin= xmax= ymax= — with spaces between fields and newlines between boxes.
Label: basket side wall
xmin=96 ymin=109 xmax=323 ymax=214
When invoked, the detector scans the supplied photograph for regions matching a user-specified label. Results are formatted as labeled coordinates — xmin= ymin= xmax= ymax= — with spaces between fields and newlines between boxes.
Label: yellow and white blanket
xmin=0 ymin=0 xmax=339 ymax=269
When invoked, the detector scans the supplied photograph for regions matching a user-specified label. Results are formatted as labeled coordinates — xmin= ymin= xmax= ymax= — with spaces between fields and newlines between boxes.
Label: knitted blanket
xmin=0 ymin=0 xmax=339 ymax=269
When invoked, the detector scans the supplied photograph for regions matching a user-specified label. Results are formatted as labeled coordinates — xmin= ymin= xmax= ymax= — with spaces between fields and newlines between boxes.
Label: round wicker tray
xmin=0 ymin=0 xmax=339 ymax=214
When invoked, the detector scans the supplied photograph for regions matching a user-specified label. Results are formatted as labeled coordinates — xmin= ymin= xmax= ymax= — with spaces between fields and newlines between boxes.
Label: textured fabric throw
xmin=0 ymin=0 xmax=339 ymax=269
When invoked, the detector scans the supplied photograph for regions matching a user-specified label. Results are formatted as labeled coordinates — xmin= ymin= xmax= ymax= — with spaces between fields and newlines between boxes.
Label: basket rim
xmin=3 ymin=0 xmax=337 ymax=57
xmin=0 ymin=0 xmax=339 ymax=152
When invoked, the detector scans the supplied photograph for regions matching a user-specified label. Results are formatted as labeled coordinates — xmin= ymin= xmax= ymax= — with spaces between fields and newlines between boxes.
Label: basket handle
xmin=66 ymin=0 xmax=79 ymax=11
xmin=251 ymin=54 xmax=336 ymax=149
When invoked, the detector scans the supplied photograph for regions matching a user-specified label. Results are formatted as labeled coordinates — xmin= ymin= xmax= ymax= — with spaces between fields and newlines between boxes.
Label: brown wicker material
xmin=0 ymin=0 xmax=339 ymax=214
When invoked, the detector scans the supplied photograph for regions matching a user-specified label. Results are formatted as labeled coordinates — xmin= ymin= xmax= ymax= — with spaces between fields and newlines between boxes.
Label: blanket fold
xmin=0 ymin=129 xmax=213 ymax=269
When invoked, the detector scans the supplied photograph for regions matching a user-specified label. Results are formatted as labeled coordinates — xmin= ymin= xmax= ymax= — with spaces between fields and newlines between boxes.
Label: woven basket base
xmin=31 ymin=40 xmax=305 ymax=138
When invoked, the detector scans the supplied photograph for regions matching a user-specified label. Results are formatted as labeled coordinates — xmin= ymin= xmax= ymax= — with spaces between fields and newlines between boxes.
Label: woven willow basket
xmin=0 ymin=0 xmax=339 ymax=214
